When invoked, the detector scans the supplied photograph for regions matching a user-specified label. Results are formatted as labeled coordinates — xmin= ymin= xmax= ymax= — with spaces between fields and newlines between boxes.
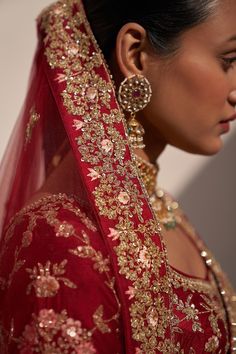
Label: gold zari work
xmin=18 ymin=308 xmax=96 ymax=353
xmin=37 ymin=0 xmax=236 ymax=352
xmin=0 ymin=0 xmax=234 ymax=352
xmin=26 ymin=260 xmax=77 ymax=298
xmin=40 ymin=1 xmax=171 ymax=352
xmin=25 ymin=106 xmax=40 ymax=146
xmin=1 ymin=190 xmax=234 ymax=352
xmin=137 ymin=156 xmax=236 ymax=352
xmin=1 ymin=194 xmax=121 ymax=351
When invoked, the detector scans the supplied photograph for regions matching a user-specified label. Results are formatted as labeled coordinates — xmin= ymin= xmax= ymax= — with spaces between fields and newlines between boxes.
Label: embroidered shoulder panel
xmin=0 ymin=194 xmax=121 ymax=353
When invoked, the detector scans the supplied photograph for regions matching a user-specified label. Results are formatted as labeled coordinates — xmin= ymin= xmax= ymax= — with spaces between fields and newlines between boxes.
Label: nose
xmin=228 ymin=89 xmax=236 ymax=108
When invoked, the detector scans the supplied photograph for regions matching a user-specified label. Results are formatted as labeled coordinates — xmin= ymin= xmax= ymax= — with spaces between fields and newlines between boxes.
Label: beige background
xmin=0 ymin=0 xmax=236 ymax=286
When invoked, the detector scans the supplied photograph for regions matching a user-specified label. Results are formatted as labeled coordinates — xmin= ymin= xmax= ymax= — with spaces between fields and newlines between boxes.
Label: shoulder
xmin=0 ymin=193 xmax=110 ymax=292
xmin=1 ymin=193 xmax=97 ymax=252
xmin=0 ymin=194 xmax=122 ymax=353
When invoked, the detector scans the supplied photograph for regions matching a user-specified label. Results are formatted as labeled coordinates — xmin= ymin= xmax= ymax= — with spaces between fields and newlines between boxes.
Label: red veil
xmin=2 ymin=1 xmax=236 ymax=352
xmin=0 ymin=0 xmax=172 ymax=352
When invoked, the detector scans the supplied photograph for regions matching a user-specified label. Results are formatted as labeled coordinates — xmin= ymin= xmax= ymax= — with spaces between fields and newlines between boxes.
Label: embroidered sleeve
xmin=0 ymin=195 xmax=122 ymax=353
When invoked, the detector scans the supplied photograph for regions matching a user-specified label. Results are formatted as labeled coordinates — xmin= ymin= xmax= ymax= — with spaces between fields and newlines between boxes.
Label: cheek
xmin=169 ymin=58 xmax=228 ymax=111
xmin=149 ymin=58 xmax=228 ymax=129
xmin=145 ymin=58 xmax=229 ymax=154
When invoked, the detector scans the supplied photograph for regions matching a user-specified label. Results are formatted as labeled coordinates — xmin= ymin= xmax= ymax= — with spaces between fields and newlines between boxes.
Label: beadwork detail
xmin=18 ymin=309 xmax=96 ymax=353
xmin=118 ymin=75 xmax=152 ymax=149
xmin=118 ymin=75 xmax=152 ymax=114
xmin=26 ymin=260 xmax=77 ymax=297
xmin=25 ymin=106 xmax=40 ymax=146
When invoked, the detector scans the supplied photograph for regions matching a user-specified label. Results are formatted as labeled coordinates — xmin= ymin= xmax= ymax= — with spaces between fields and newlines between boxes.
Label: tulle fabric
xmin=0 ymin=39 xmax=70 ymax=235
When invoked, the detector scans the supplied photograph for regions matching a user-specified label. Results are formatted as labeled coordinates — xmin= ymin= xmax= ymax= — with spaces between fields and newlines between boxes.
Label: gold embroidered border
xmin=40 ymin=1 xmax=172 ymax=352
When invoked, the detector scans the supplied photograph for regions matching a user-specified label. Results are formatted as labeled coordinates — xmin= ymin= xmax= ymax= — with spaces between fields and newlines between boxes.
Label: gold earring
xmin=118 ymin=74 xmax=152 ymax=149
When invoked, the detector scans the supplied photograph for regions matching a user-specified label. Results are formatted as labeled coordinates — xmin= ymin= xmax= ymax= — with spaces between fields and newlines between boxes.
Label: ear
xmin=115 ymin=22 xmax=150 ymax=78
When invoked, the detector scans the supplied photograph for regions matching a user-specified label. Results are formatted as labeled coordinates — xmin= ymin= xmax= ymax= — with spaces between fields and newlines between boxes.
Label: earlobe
xmin=115 ymin=23 xmax=148 ymax=78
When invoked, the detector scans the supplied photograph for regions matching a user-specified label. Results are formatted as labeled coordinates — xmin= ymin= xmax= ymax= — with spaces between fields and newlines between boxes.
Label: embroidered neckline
xmin=4 ymin=191 xmax=210 ymax=287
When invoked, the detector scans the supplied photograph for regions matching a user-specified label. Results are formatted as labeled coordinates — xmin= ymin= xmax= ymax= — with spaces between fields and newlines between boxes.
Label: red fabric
xmin=0 ymin=46 xmax=68 ymax=233
xmin=0 ymin=195 xmax=123 ymax=353
xmin=0 ymin=195 xmax=229 ymax=353
xmin=0 ymin=0 xmax=233 ymax=353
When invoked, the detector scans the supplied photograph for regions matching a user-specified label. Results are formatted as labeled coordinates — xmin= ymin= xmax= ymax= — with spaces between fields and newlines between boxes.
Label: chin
xmin=174 ymin=137 xmax=223 ymax=156
xmin=188 ymin=139 xmax=223 ymax=156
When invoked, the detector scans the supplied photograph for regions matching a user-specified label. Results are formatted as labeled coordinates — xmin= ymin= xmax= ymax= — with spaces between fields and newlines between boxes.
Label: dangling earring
xmin=118 ymin=74 xmax=152 ymax=149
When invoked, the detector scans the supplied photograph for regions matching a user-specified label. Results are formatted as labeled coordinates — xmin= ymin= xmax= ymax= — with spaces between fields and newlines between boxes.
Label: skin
xmin=112 ymin=0 xmax=236 ymax=163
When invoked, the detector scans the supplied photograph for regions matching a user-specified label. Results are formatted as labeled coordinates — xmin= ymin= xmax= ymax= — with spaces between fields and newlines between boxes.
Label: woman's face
xmin=139 ymin=0 xmax=236 ymax=156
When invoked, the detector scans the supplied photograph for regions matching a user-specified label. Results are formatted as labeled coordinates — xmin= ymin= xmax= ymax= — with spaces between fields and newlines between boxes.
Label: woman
xmin=0 ymin=0 xmax=236 ymax=352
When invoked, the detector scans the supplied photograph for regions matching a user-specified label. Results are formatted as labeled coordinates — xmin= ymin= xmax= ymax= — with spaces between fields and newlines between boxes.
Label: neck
xmin=133 ymin=112 xmax=167 ymax=164
xmin=133 ymin=138 xmax=166 ymax=165
xmin=134 ymin=154 xmax=159 ymax=196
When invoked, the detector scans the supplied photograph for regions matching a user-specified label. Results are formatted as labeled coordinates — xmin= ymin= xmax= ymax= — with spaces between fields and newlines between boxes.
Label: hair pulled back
xmin=83 ymin=0 xmax=219 ymax=58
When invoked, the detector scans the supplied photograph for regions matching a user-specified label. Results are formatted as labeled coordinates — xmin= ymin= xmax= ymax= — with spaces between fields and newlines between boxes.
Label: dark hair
xmin=83 ymin=0 xmax=219 ymax=58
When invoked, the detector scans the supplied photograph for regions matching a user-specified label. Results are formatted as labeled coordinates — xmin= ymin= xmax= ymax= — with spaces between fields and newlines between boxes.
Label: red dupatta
xmin=0 ymin=1 xmax=173 ymax=352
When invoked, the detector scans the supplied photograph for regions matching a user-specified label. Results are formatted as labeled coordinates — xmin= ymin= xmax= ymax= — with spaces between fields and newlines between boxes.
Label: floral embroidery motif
xmin=22 ymin=231 xmax=33 ymax=248
xmin=5 ymin=239 xmax=29 ymax=290
xmin=200 ymin=294 xmax=223 ymax=337
xmin=117 ymin=191 xmax=130 ymax=205
xmin=37 ymin=0 xmax=235 ymax=352
xmin=101 ymin=139 xmax=113 ymax=153
xmin=73 ymin=119 xmax=84 ymax=130
xmin=26 ymin=260 xmax=77 ymax=297
xmin=135 ymin=348 xmax=142 ymax=354
xmin=170 ymin=283 xmax=230 ymax=352
xmin=0 ymin=0 xmax=233 ymax=351
xmin=93 ymin=177 xmax=144 ymax=220
xmin=0 ymin=194 xmax=121 ymax=351
xmin=205 ymin=335 xmax=220 ymax=352
xmin=70 ymin=244 xmax=110 ymax=274
xmin=107 ymin=228 xmax=120 ymax=241
xmin=125 ymin=286 xmax=135 ymax=300
xmin=138 ymin=246 xmax=151 ymax=269
xmin=173 ymin=294 xmax=203 ymax=333
xmin=93 ymin=305 xmax=111 ymax=334
xmin=87 ymin=168 xmax=101 ymax=181
xmin=18 ymin=309 xmax=96 ymax=353
xmin=55 ymin=221 xmax=75 ymax=238
xmin=25 ymin=106 xmax=40 ymax=146
xmin=157 ymin=339 xmax=183 ymax=353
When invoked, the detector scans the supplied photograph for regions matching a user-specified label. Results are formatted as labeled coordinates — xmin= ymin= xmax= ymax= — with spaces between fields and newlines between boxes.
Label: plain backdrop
xmin=0 ymin=0 xmax=236 ymax=286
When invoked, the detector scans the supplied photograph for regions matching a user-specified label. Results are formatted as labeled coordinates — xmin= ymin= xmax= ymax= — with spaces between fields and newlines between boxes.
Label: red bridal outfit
xmin=0 ymin=1 xmax=235 ymax=353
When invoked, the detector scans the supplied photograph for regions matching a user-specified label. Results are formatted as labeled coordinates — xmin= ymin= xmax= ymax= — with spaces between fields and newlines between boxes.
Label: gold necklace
xmin=135 ymin=155 xmax=182 ymax=230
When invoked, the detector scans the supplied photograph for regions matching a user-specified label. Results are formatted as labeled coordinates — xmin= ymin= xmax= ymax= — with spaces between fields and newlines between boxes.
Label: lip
xmin=219 ymin=121 xmax=230 ymax=133
xmin=219 ymin=113 xmax=236 ymax=134
xmin=220 ymin=113 xmax=236 ymax=123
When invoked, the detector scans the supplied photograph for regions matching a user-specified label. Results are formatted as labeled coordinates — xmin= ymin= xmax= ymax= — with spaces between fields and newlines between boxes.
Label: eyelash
xmin=221 ymin=56 xmax=236 ymax=70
